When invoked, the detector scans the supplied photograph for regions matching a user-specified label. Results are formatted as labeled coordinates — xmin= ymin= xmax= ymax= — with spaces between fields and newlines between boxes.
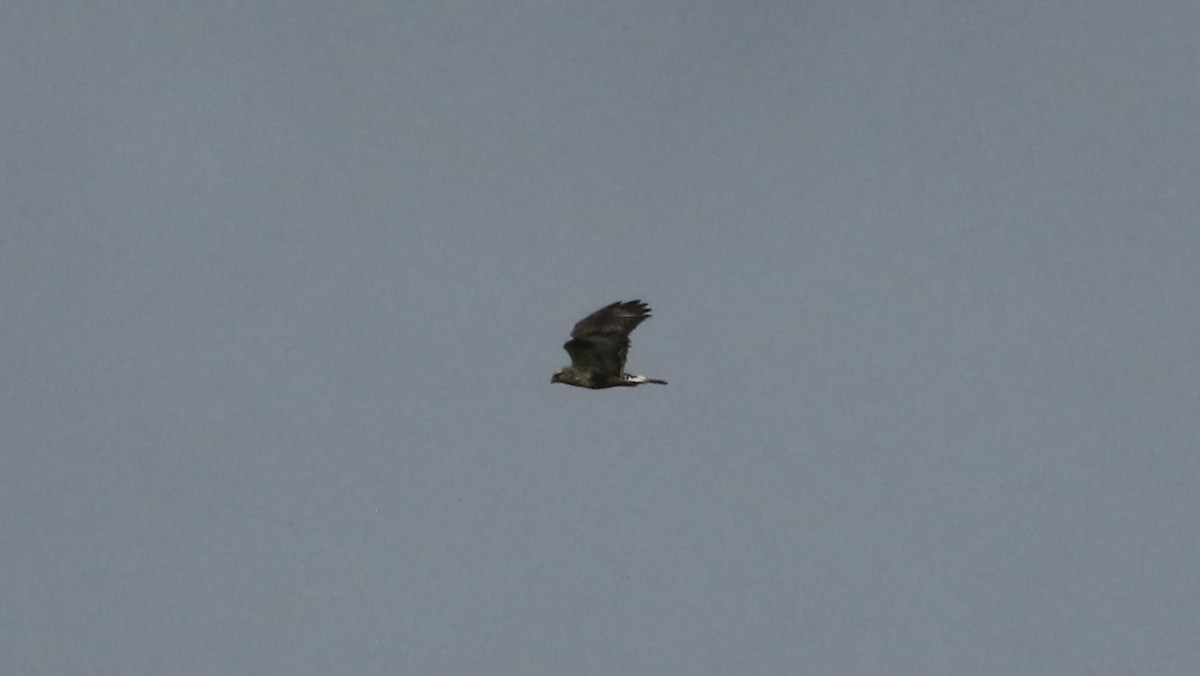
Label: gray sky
xmin=3 ymin=1 xmax=1198 ymax=674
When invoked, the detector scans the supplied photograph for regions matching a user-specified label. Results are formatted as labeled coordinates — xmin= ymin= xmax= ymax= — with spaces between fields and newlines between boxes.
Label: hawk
xmin=551 ymin=300 xmax=668 ymax=389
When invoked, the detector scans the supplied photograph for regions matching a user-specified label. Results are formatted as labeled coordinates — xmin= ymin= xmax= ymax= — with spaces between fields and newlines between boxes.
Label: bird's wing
xmin=570 ymin=300 xmax=652 ymax=339
xmin=563 ymin=335 xmax=628 ymax=377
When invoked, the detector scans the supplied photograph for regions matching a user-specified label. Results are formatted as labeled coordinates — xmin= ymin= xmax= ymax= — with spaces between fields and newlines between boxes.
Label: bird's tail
xmin=625 ymin=373 xmax=668 ymax=386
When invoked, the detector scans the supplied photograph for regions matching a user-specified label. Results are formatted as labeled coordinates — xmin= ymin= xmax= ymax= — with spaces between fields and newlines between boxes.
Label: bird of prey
xmin=551 ymin=300 xmax=667 ymax=389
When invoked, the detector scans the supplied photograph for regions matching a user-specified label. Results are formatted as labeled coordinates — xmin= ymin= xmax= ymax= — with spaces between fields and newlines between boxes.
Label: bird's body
xmin=551 ymin=300 xmax=667 ymax=389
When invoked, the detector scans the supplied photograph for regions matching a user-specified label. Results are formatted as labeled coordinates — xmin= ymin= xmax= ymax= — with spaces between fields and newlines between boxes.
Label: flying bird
xmin=551 ymin=300 xmax=667 ymax=389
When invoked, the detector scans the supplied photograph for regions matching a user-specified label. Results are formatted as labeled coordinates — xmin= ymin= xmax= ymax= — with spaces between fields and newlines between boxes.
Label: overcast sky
xmin=3 ymin=1 xmax=1199 ymax=674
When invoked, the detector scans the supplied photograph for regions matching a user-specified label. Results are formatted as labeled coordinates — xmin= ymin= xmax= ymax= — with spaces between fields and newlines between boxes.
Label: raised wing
xmin=562 ymin=300 xmax=652 ymax=378
xmin=570 ymin=300 xmax=652 ymax=339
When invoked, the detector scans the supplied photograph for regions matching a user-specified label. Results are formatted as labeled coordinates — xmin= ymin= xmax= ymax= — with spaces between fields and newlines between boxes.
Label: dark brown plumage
xmin=551 ymin=300 xmax=667 ymax=389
